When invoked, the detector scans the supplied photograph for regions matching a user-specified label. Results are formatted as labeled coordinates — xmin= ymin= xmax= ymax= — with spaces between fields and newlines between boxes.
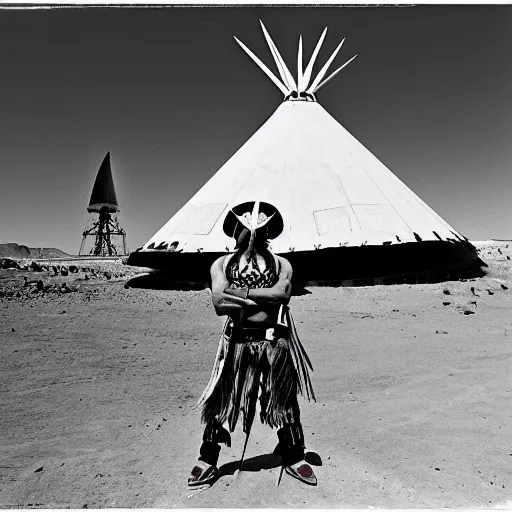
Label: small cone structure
xmin=88 ymin=152 xmax=119 ymax=213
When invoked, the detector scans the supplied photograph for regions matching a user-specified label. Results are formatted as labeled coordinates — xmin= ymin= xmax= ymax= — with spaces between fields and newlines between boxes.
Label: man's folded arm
xmin=224 ymin=256 xmax=292 ymax=306
xmin=210 ymin=257 xmax=256 ymax=316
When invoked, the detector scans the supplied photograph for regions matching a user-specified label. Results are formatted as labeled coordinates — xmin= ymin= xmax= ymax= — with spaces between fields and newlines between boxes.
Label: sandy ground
xmin=1 ymin=245 xmax=511 ymax=509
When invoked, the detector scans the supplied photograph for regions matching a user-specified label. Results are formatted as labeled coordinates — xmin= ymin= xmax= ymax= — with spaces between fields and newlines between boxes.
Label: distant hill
xmin=0 ymin=243 xmax=31 ymax=259
xmin=0 ymin=243 xmax=71 ymax=259
xmin=28 ymin=247 xmax=73 ymax=258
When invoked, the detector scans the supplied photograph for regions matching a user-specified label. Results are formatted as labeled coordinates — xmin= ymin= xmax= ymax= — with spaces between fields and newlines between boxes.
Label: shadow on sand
xmin=125 ymin=270 xmax=313 ymax=295
xmin=187 ymin=451 xmax=322 ymax=492
xmin=219 ymin=453 xmax=282 ymax=477
xmin=125 ymin=271 xmax=208 ymax=291
xmin=212 ymin=451 xmax=322 ymax=486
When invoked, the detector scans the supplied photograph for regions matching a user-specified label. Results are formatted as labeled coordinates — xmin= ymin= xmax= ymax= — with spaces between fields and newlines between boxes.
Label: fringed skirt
xmin=198 ymin=306 xmax=315 ymax=435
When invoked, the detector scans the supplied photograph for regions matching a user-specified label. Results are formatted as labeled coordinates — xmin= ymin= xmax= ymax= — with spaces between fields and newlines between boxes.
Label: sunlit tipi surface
xmin=130 ymin=22 xmax=481 ymax=283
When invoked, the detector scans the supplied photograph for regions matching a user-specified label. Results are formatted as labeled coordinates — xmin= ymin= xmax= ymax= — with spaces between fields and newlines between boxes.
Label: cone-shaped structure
xmin=140 ymin=100 xmax=468 ymax=254
xmin=128 ymin=25 xmax=483 ymax=285
xmin=87 ymin=152 xmax=120 ymax=213
xmin=80 ymin=152 xmax=128 ymax=257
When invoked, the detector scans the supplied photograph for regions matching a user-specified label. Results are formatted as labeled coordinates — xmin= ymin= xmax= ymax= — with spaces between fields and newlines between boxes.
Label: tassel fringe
xmin=200 ymin=307 xmax=315 ymax=437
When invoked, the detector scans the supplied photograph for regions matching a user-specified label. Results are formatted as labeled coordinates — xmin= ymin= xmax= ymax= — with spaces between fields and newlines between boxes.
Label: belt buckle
xmin=265 ymin=328 xmax=275 ymax=341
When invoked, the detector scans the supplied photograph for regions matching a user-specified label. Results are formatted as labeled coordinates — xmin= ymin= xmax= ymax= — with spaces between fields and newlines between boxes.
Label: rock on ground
xmin=0 ymin=252 xmax=511 ymax=508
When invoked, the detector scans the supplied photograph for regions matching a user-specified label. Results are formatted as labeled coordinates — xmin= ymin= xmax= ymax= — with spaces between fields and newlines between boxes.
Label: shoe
xmin=285 ymin=461 xmax=317 ymax=486
xmin=187 ymin=460 xmax=220 ymax=488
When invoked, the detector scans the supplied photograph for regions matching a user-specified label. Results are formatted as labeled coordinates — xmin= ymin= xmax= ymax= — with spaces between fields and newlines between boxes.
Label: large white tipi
xmin=129 ymin=23 xmax=482 ymax=285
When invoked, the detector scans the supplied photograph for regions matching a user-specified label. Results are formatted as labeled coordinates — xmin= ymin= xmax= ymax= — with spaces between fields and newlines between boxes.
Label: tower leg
xmin=79 ymin=235 xmax=87 ymax=256
xmin=80 ymin=209 xmax=128 ymax=257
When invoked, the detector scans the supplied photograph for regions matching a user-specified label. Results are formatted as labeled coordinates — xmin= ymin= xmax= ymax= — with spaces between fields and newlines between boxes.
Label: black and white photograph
xmin=1 ymin=2 xmax=511 ymax=508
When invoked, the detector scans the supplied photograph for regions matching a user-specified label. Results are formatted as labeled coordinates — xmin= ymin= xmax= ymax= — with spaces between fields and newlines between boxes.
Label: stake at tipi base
xmin=128 ymin=22 xmax=485 ymax=285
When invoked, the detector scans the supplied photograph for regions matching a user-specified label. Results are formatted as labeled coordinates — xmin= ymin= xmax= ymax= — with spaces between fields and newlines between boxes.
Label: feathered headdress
xmin=233 ymin=201 xmax=274 ymax=258
xmin=223 ymin=201 xmax=284 ymax=257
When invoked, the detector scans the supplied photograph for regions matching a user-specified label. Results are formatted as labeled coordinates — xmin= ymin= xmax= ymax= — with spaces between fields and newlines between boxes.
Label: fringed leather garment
xmin=198 ymin=251 xmax=315 ymax=439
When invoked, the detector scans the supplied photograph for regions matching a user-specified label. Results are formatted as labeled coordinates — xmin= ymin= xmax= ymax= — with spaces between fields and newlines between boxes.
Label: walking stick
xmin=234 ymin=429 xmax=251 ymax=479
xmin=234 ymin=374 xmax=260 ymax=479
xmin=275 ymin=465 xmax=285 ymax=487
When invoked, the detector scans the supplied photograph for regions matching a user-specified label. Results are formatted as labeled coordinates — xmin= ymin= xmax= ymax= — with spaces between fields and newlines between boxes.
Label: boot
xmin=188 ymin=441 xmax=221 ymax=487
xmin=276 ymin=423 xmax=317 ymax=486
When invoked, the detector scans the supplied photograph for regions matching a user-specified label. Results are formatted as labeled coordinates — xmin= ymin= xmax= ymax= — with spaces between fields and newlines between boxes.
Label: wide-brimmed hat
xmin=223 ymin=201 xmax=284 ymax=240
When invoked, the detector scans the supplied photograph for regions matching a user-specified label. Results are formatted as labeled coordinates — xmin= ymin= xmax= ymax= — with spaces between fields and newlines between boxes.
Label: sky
xmin=0 ymin=5 xmax=511 ymax=255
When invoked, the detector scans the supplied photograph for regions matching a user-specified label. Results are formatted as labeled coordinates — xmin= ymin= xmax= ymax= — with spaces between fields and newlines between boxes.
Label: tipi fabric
xmin=143 ymin=100 xmax=464 ymax=255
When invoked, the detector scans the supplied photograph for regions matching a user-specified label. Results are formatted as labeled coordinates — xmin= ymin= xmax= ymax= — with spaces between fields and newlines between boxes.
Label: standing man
xmin=188 ymin=201 xmax=317 ymax=488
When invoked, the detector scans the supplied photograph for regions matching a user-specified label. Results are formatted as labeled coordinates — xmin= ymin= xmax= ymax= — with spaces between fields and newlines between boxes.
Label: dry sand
xmin=1 ymin=245 xmax=511 ymax=508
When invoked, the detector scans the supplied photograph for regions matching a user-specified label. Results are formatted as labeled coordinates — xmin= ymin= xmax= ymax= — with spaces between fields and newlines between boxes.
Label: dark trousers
xmin=199 ymin=402 xmax=306 ymax=467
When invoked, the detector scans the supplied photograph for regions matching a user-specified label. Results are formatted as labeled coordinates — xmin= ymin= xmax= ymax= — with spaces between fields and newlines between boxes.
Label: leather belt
xmin=227 ymin=324 xmax=288 ymax=342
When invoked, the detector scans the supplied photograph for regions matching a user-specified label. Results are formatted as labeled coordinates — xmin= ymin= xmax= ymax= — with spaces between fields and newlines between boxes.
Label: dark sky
xmin=1 ymin=5 xmax=511 ymax=254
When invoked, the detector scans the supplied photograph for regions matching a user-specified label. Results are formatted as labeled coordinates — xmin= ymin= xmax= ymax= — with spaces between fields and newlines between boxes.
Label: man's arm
xmin=224 ymin=256 xmax=292 ymax=306
xmin=210 ymin=256 xmax=256 ymax=317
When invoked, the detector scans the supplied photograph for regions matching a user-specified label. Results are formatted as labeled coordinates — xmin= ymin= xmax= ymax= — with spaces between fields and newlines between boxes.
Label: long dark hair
xmin=226 ymin=227 xmax=276 ymax=277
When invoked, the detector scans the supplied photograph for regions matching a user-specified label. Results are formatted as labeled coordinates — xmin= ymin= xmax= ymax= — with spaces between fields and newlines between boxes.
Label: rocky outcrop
xmin=0 ymin=243 xmax=31 ymax=259
xmin=0 ymin=243 xmax=71 ymax=259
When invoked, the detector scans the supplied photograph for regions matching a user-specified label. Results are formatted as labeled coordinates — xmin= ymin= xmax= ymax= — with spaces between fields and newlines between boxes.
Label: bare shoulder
xmin=210 ymin=255 xmax=228 ymax=276
xmin=276 ymin=255 xmax=293 ymax=277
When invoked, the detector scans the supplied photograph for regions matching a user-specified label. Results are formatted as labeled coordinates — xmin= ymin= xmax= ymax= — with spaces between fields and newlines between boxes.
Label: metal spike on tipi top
xmin=297 ymin=35 xmax=303 ymax=93
xmin=234 ymin=23 xmax=358 ymax=101
xmin=306 ymin=38 xmax=345 ymax=93
xmin=301 ymin=27 xmax=328 ymax=93
xmin=233 ymin=36 xmax=290 ymax=96
xmin=259 ymin=20 xmax=297 ymax=92
xmin=312 ymin=53 xmax=359 ymax=94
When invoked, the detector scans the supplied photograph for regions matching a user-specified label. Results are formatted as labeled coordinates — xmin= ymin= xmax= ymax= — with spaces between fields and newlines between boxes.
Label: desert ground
xmin=1 ymin=242 xmax=511 ymax=509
